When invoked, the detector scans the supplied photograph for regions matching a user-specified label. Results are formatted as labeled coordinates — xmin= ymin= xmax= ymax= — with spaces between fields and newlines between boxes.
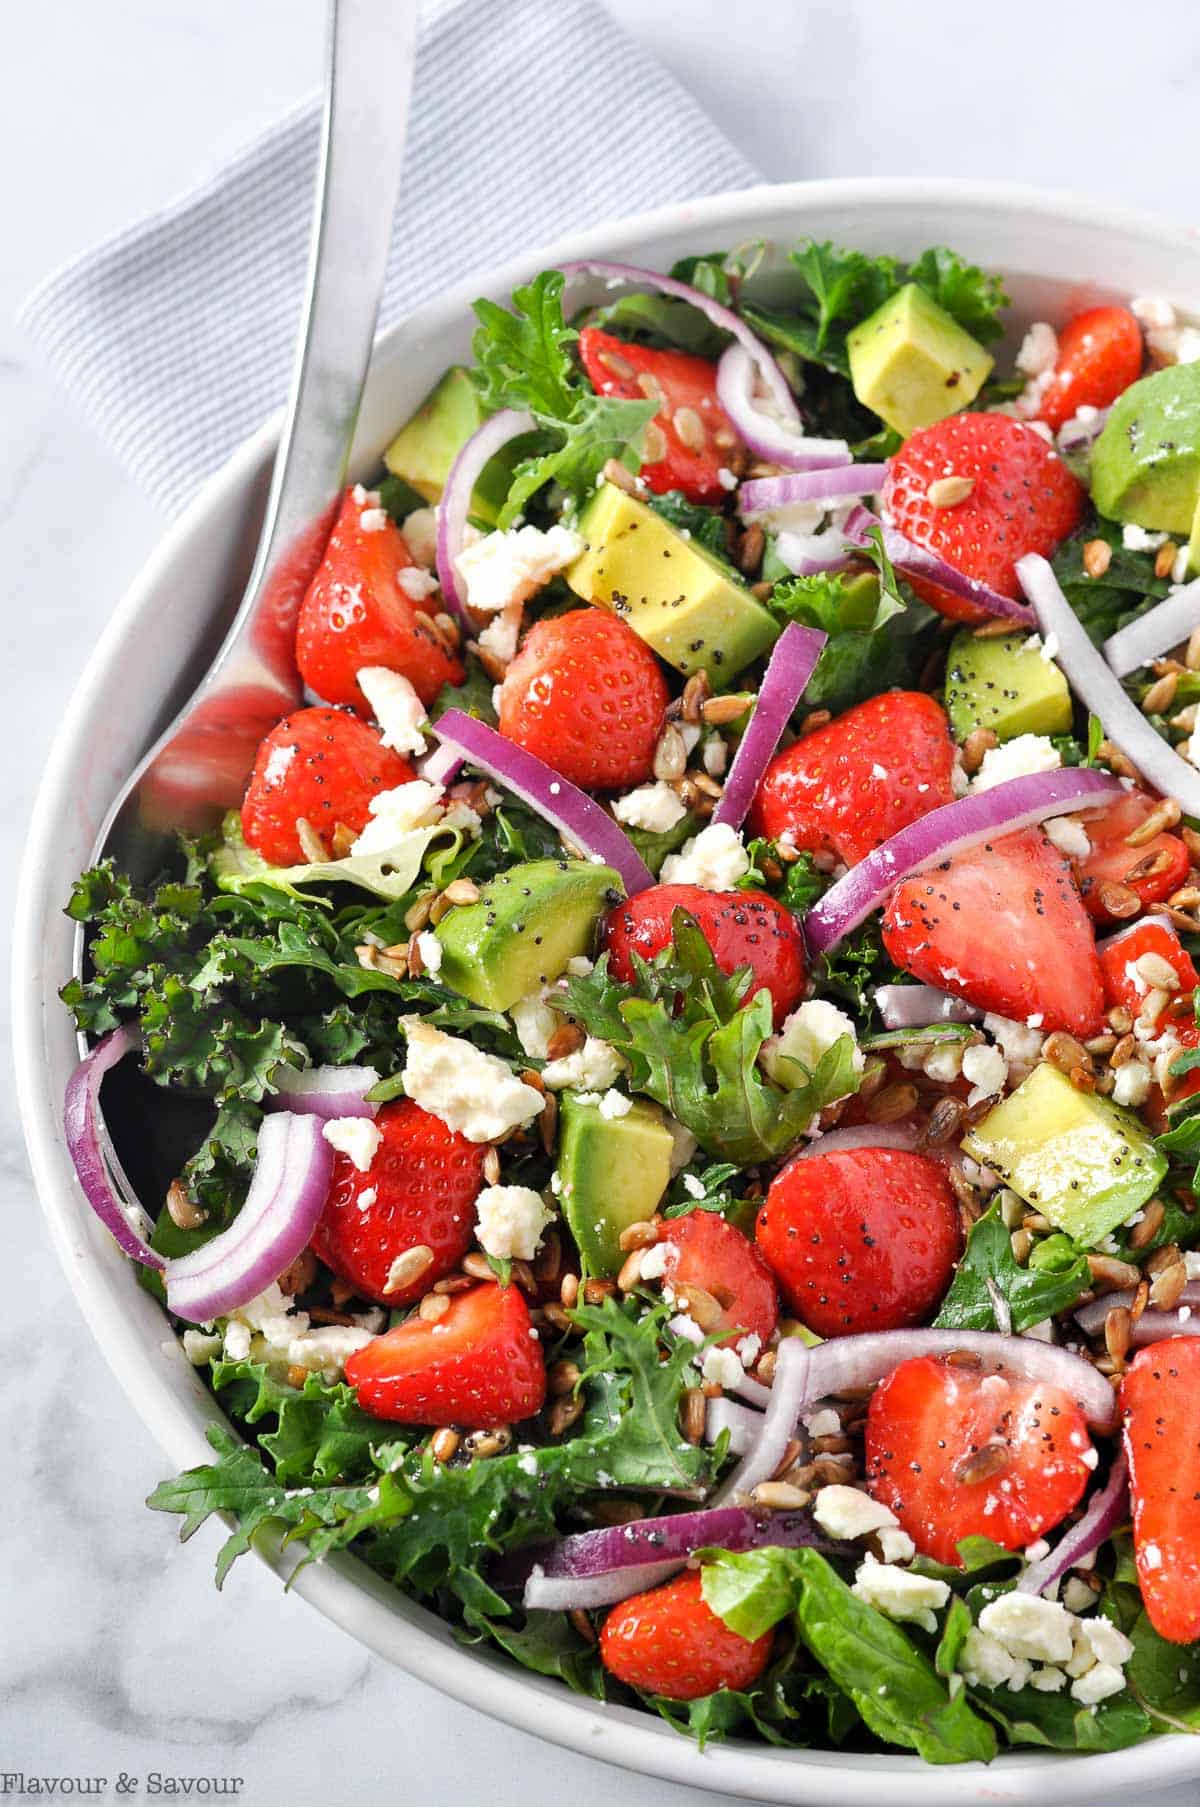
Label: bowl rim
xmin=15 ymin=176 xmax=1200 ymax=1806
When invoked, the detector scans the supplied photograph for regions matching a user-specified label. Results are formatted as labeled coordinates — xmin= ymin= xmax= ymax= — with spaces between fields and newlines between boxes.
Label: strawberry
xmin=296 ymin=487 xmax=463 ymax=711
xmin=601 ymin=884 xmax=807 ymax=1029
xmin=599 ymin=1570 xmax=772 ymax=1700
xmin=882 ymin=413 xmax=1085 ymax=622
xmin=747 ymin=692 xmax=957 ymax=865
xmin=312 ymin=1099 xmax=485 ymax=1305
xmin=240 ymin=706 xmax=414 ymax=866
xmin=1122 ymin=1338 xmax=1200 ymax=1643
xmin=865 ymin=1355 xmax=1094 ymax=1565
xmin=1036 ymin=306 xmax=1144 ymax=433
xmin=882 ymin=827 xmax=1105 ymax=1036
xmin=497 ymin=608 xmax=668 ymax=791
xmin=1098 ymin=917 xmax=1197 ymax=1021
xmin=654 ymin=1210 xmax=778 ymax=1347
xmin=755 ymin=1149 xmax=961 ymax=1337
xmin=345 ymin=1281 xmax=545 ymax=1428
xmin=1072 ymin=792 xmax=1190 ymax=923
xmin=578 ymin=327 xmax=739 ymax=505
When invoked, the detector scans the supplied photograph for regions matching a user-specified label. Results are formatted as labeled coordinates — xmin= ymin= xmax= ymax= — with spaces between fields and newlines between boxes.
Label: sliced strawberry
xmin=1037 ymin=306 xmax=1145 ymax=433
xmin=882 ymin=413 xmax=1085 ymax=622
xmin=1072 ymin=792 xmax=1190 ymax=923
xmin=747 ymin=691 xmax=957 ymax=865
xmin=882 ymin=827 xmax=1105 ymax=1036
xmin=1098 ymin=918 xmax=1198 ymax=1021
xmin=578 ymin=327 xmax=739 ymax=505
xmin=755 ymin=1149 xmax=961 ymax=1338
xmin=1122 ymin=1338 xmax=1200 ymax=1643
xmin=599 ymin=1570 xmax=772 ymax=1701
xmin=498 ymin=607 xmax=669 ymax=791
xmin=654 ymin=1210 xmax=778 ymax=1347
xmin=296 ymin=487 xmax=463 ymax=711
xmin=240 ymin=706 xmax=414 ymax=866
xmin=345 ymin=1281 xmax=545 ymax=1428
xmin=601 ymin=884 xmax=807 ymax=1029
xmin=865 ymin=1355 xmax=1094 ymax=1565
xmin=312 ymin=1099 xmax=484 ymax=1306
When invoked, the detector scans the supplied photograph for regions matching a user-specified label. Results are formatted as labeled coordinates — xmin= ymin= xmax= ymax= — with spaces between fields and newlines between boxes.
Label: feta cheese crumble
xmin=475 ymin=1184 xmax=554 ymax=1260
xmin=812 ymin=1485 xmax=900 ymax=1542
xmin=541 ymin=1037 xmax=624 ymax=1093
xmin=611 ymin=781 xmax=688 ymax=833
xmin=454 ymin=524 xmax=584 ymax=614
xmin=400 ymin=1017 xmax=545 ymax=1142
xmin=852 ymin=1556 xmax=950 ymax=1635
xmin=761 ymin=999 xmax=864 ymax=1093
xmin=356 ymin=666 xmax=429 ymax=757
xmin=660 ymin=821 xmax=750 ymax=890
xmin=971 ymin=734 xmax=1062 ymax=793
xmin=322 ymin=1115 xmax=383 ymax=1173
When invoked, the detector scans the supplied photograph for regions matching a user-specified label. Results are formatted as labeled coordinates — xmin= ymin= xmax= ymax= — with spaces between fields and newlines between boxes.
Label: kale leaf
xmin=933 ymin=1203 xmax=1091 ymax=1334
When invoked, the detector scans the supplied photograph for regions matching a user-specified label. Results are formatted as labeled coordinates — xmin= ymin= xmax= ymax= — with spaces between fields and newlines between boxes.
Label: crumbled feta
xmin=761 ymin=999 xmax=864 ymax=1092
xmin=1062 ymin=1576 xmax=1097 ymax=1615
xmin=182 ymin=1329 xmax=222 ymax=1366
xmin=660 ymin=821 xmax=751 ymax=890
xmin=400 ymin=505 xmax=438 ymax=567
xmin=701 ymin=1345 xmax=745 ymax=1389
xmin=878 ymin=1526 xmax=917 ymax=1565
xmin=352 ymin=483 xmax=381 ymax=507
xmin=959 ymin=1627 xmax=1027 ymax=1691
xmin=812 ymin=1485 xmax=900 ymax=1541
xmin=597 ymin=1088 xmax=632 ymax=1120
xmin=220 ymin=1283 xmax=371 ymax=1380
xmin=922 ymin=1040 xmax=964 ymax=1085
xmin=1112 ymin=1059 xmax=1152 ymax=1107
xmin=415 ymin=930 xmax=442 ymax=974
xmin=1029 ymin=1665 xmax=1068 ymax=1693
xmin=1131 ymin=294 xmax=1177 ymax=332
xmin=263 ymin=741 xmax=296 ymax=787
xmin=972 ymin=734 xmax=1062 ymax=792
xmin=638 ymin=1242 xmax=669 ymax=1280
xmin=287 ymin=1324 xmax=373 ymax=1376
xmin=703 ymin=736 xmax=728 ymax=778
xmin=397 ymin=564 xmax=440 ymax=603
xmin=322 ymin=1115 xmax=383 ymax=1172
xmin=510 ymin=989 xmax=559 ymax=1059
xmin=541 ymin=1036 xmax=625 ymax=1093
xmin=356 ymin=666 xmax=429 ymax=757
xmin=1172 ymin=546 xmax=1192 ymax=585
xmin=475 ymin=1184 xmax=554 ymax=1260
xmin=852 ymin=1557 xmax=950 ymax=1634
xmin=454 ymin=524 xmax=584 ymax=614
xmin=804 ymin=1407 xmax=843 ymax=1440
xmin=359 ymin=506 xmax=389 ymax=533
xmin=1122 ymin=523 xmax=1169 ymax=552
xmin=1044 ymin=815 xmax=1091 ymax=860
xmin=962 ymin=1041 xmax=1008 ymax=1106
xmin=1071 ymin=1662 xmax=1126 ymax=1705
xmin=400 ymin=1016 xmax=545 ymax=1142
xmin=978 ymin=1593 xmax=1074 ymax=1665
xmin=611 ymin=781 xmax=688 ymax=833
xmin=668 ymin=1119 xmax=699 ymax=1174
xmin=682 ymin=1172 xmax=708 ymax=1200
xmin=350 ymin=779 xmax=448 ymax=853
xmin=1078 ymin=1617 xmax=1134 ymax=1668
xmin=1143 ymin=1543 xmax=1163 ymax=1570
xmin=1017 ymin=322 xmax=1059 ymax=378
xmin=477 ymin=608 xmax=521 ymax=665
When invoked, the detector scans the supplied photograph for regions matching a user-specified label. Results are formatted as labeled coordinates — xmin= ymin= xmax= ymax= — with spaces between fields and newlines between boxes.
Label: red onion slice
xmin=1057 ymin=407 xmax=1110 ymax=455
xmin=802 ymin=767 xmax=1126 ymax=955
xmin=846 ymin=510 xmax=1036 ymax=625
xmin=705 ymin=1395 xmax=764 ymax=1456
xmin=419 ymin=742 xmax=465 ymax=788
xmin=1104 ymin=578 xmax=1200 ymax=680
xmin=266 ymin=1064 xmax=381 ymax=1121
xmin=1018 ymin=1453 xmax=1129 ymax=1596
xmin=432 ymin=709 xmax=652 ymax=896
xmin=739 ymin=465 xmax=888 ymax=520
xmin=1075 ymin=1285 xmax=1200 ymax=1340
xmin=1130 ymin=1310 xmax=1200 ymax=1347
xmin=792 ymin=1123 xmax=922 ymax=1160
xmin=711 ymin=623 xmax=826 ymax=829
xmin=64 ymin=1023 xmax=162 ymax=1267
xmin=435 ymin=406 xmax=536 ymax=623
xmin=711 ymin=1336 xmax=811 ymax=1506
xmin=1020 ymin=553 xmax=1200 ymax=816
xmin=716 ymin=343 xmax=851 ymax=472
xmin=874 ymin=984 xmax=981 ymax=1029
xmin=165 ymin=1112 xmax=333 ymax=1324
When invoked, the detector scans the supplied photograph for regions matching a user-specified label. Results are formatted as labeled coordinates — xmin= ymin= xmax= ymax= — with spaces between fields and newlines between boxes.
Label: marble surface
xmin=5 ymin=3 xmax=1200 ymax=1803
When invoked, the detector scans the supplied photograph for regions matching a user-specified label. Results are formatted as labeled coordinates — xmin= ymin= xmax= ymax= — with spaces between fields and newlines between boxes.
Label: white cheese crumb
xmin=962 ymin=1041 xmax=1008 ymax=1106
xmin=1112 ymin=1059 xmax=1152 ymax=1107
xmin=356 ymin=666 xmax=429 ymax=757
xmin=978 ymin=1593 xmax=1074 ymax=1664
xmin=400 ymin=1016 xmax=545 ymax=1142
xmin=350 ymin=779 xmax=448 ymax=853
xmin=611 ymin=781 xmax=688 ymax=833
xmin=182 ymin=1329 xmax=222 ymax=1366
xmin=1122 ymin=523 xmax=1169 ymax=552
xmin=541 ymin=1037 xmax=624 ymax=1093
xmin=660 ymin=821 xmax=750 ymax=890
xmin=701 ymin=1345 xmax=745 ymax=1390
xmin=454 ymin=523 xmax=584 ymax=614
xmin=322 ymin=1115 xmax=383 ymax=1173
xmin=400 ymin=505 xmax=438 ymax=568
xmin=475 ymin=1184 xmax=554 ymax=1260
xmin=397 ymin=564 xmax=440 ymax=602
xmin=972 ymin=734 xmax=1062 ymax=793
xmin=510 ymin=989 xmax=560 ymax=1059
xmin=851 ymin=1556 xmax=950 ymax=1635
xmin=1016 ymin=321 xmax=1059 ymax=378
xmin=263 ymin=742 xmax=296 ymax=788
xmin=761 ymin=998 xmax=864 ymax=1093
xmin=415 ymin=930 xmax=442 ymax=974
xmin=1071 ymin=1662 xmax=1126 ymax=1705
xmin=1044 ymin=815 xmax=1091 ymax=860
xmin=812 ymin=1485 xmax=899 ymax=1541
xmin=597 ymin=1088 xmax=632 ymax=1120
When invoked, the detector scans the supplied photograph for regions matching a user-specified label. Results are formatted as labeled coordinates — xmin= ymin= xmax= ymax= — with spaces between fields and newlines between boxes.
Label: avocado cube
xmin=846 ymin=284 xmax=993 ymax=438
xmin=1187 ymin=490 xmax=1200 ymax=579
xmin=944 ymin=629 xmax=1073 ymax=744
xmin=434 ymin=858 xmax=621 ymax=1012
xmin=566 ymin=484 xmax=779 ymax=681
xmin=1091 ymin=363 xmax=1200 ymax=535
xmin=384 ymin=367 xmax=517 ymax=525
xmin=961 ymin=1062 xmax=1166 ymax=1248
xmin=557 ymin=1093 xmax=674 ymax=1276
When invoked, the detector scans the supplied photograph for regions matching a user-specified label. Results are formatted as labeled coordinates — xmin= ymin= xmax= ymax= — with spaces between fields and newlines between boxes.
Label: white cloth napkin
xmin=19 ymin=0 xmax=757 ymax=516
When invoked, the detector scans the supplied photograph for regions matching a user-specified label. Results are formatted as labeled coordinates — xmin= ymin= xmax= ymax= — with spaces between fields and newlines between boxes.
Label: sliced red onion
xmin=561 ymin=260 xmax=801 ymax=429
xmin=792 ymin=1123 xmax=921 ymax=1160
xmin=165 ymin=1112 xmax=333 ymax=1324
xmin=874 ymin=984 xmax=981 ymax=1029
xmin=1095 ymin=912 xmax=1174 ymax=956
xmin=1018 ymin=1453 xmax=1129 ymax=1596
xmin=729 ymin=1370 xmax=773 ymax=1409
xmin=1130 ymin=1310 xmax=1200 ymax=1347
xmin=739 ymin=465 xmax=888 ymax=520
xmin=711 ymin=623 xmax=826 ymax=829
xmin=711 ymin=1336 xmax=810 ymax=1506
xmin=716 ymin=343 xmax=851 ymax=472
xmin=845 ymin=510 xmax=1036 ymax=625
xmin=267 ymin=1064 xmax=381 ymax=1121
xmin=803 ymin=767 xmax=1126 ymax=955
xmin=434 ymin=406 xmax=535 ymax=623
xmin=1075 ymin=1283 xmax=1200 ymax=1339
xmin=1020 ymin=553 xmax=1200 ymax=816
xmin=772 ymin=500 xmax=876 ymax=578
xmin=705 ymin=1395 xmax=764 ymax=1456
xmin=419 ymin=741 xmax=465 ymax=787
xmin=432 ymin=709 xmax=652 ymax=895
xmin=1057 ymin=406 xmax=1110 ymax=455
xmin=64 ymin=1023 xmax=162 ymax=1267
xmin=1104 ymin=579 xmax=1200 ymax=680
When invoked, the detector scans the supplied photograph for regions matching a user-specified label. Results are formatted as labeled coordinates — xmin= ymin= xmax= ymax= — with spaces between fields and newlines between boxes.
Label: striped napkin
xmin=19 ymin=0 xmax=757 ymax=516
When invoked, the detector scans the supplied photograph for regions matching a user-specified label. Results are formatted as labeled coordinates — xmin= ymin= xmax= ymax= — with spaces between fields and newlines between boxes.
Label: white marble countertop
xmin=5 ymin=3 xmax=1200 ymax=1803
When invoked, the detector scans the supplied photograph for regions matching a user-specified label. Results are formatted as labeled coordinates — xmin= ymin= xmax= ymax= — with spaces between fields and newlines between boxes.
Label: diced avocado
xmin=557 ymin=1093 xmax=674 ymax=1276
xmin=961 ymin=1062 xmax=1166 ymax=1247
xmin=943 ymin=629 xmax=1073 ymax=744
xmin=845 ymin=284 xmax=993 ymax=438
xmin=1187 ymin=490 xmax=1200 ymax=579
xmin=434 ymin=858 xmax=621 ymax=1011
xmin=565 ymin=484 xmax=779 ymax=681
xmin=383 ymin=367 xmax=516 ymax=525
xmin=1091 ymin=363 xmax=1200 ymax=534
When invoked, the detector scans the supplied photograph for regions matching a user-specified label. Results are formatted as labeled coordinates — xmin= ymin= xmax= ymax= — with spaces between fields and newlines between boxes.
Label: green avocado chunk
xmin=556 ymin=1092 xmax=674 ymax=1276
xmin=961 ymin=1062 xmax=1166 ymax=1248
xmin=845 ymin=283 xmax=993 ymax=438
xmin=383 ymin=367 xmax=515 ymax=525
xmin=565 ymin=483 xmax=778 ymax=681
xmin=943 ymin=629 xmax=1072 ymax=744
xmin=433 ymin=858 xmax=621 ymax=1011
xmin=1091 ymin=362 xmax=1200 ymax=534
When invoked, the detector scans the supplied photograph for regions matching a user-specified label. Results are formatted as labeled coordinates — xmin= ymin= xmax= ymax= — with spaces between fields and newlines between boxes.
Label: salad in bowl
xmin=60 ymin=233 xmax=1200 ymax=1768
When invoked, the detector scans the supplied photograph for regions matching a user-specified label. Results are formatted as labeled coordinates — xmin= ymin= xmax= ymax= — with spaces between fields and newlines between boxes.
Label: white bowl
xmin=15 ymin=179 xmax=1200 ymax=1807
